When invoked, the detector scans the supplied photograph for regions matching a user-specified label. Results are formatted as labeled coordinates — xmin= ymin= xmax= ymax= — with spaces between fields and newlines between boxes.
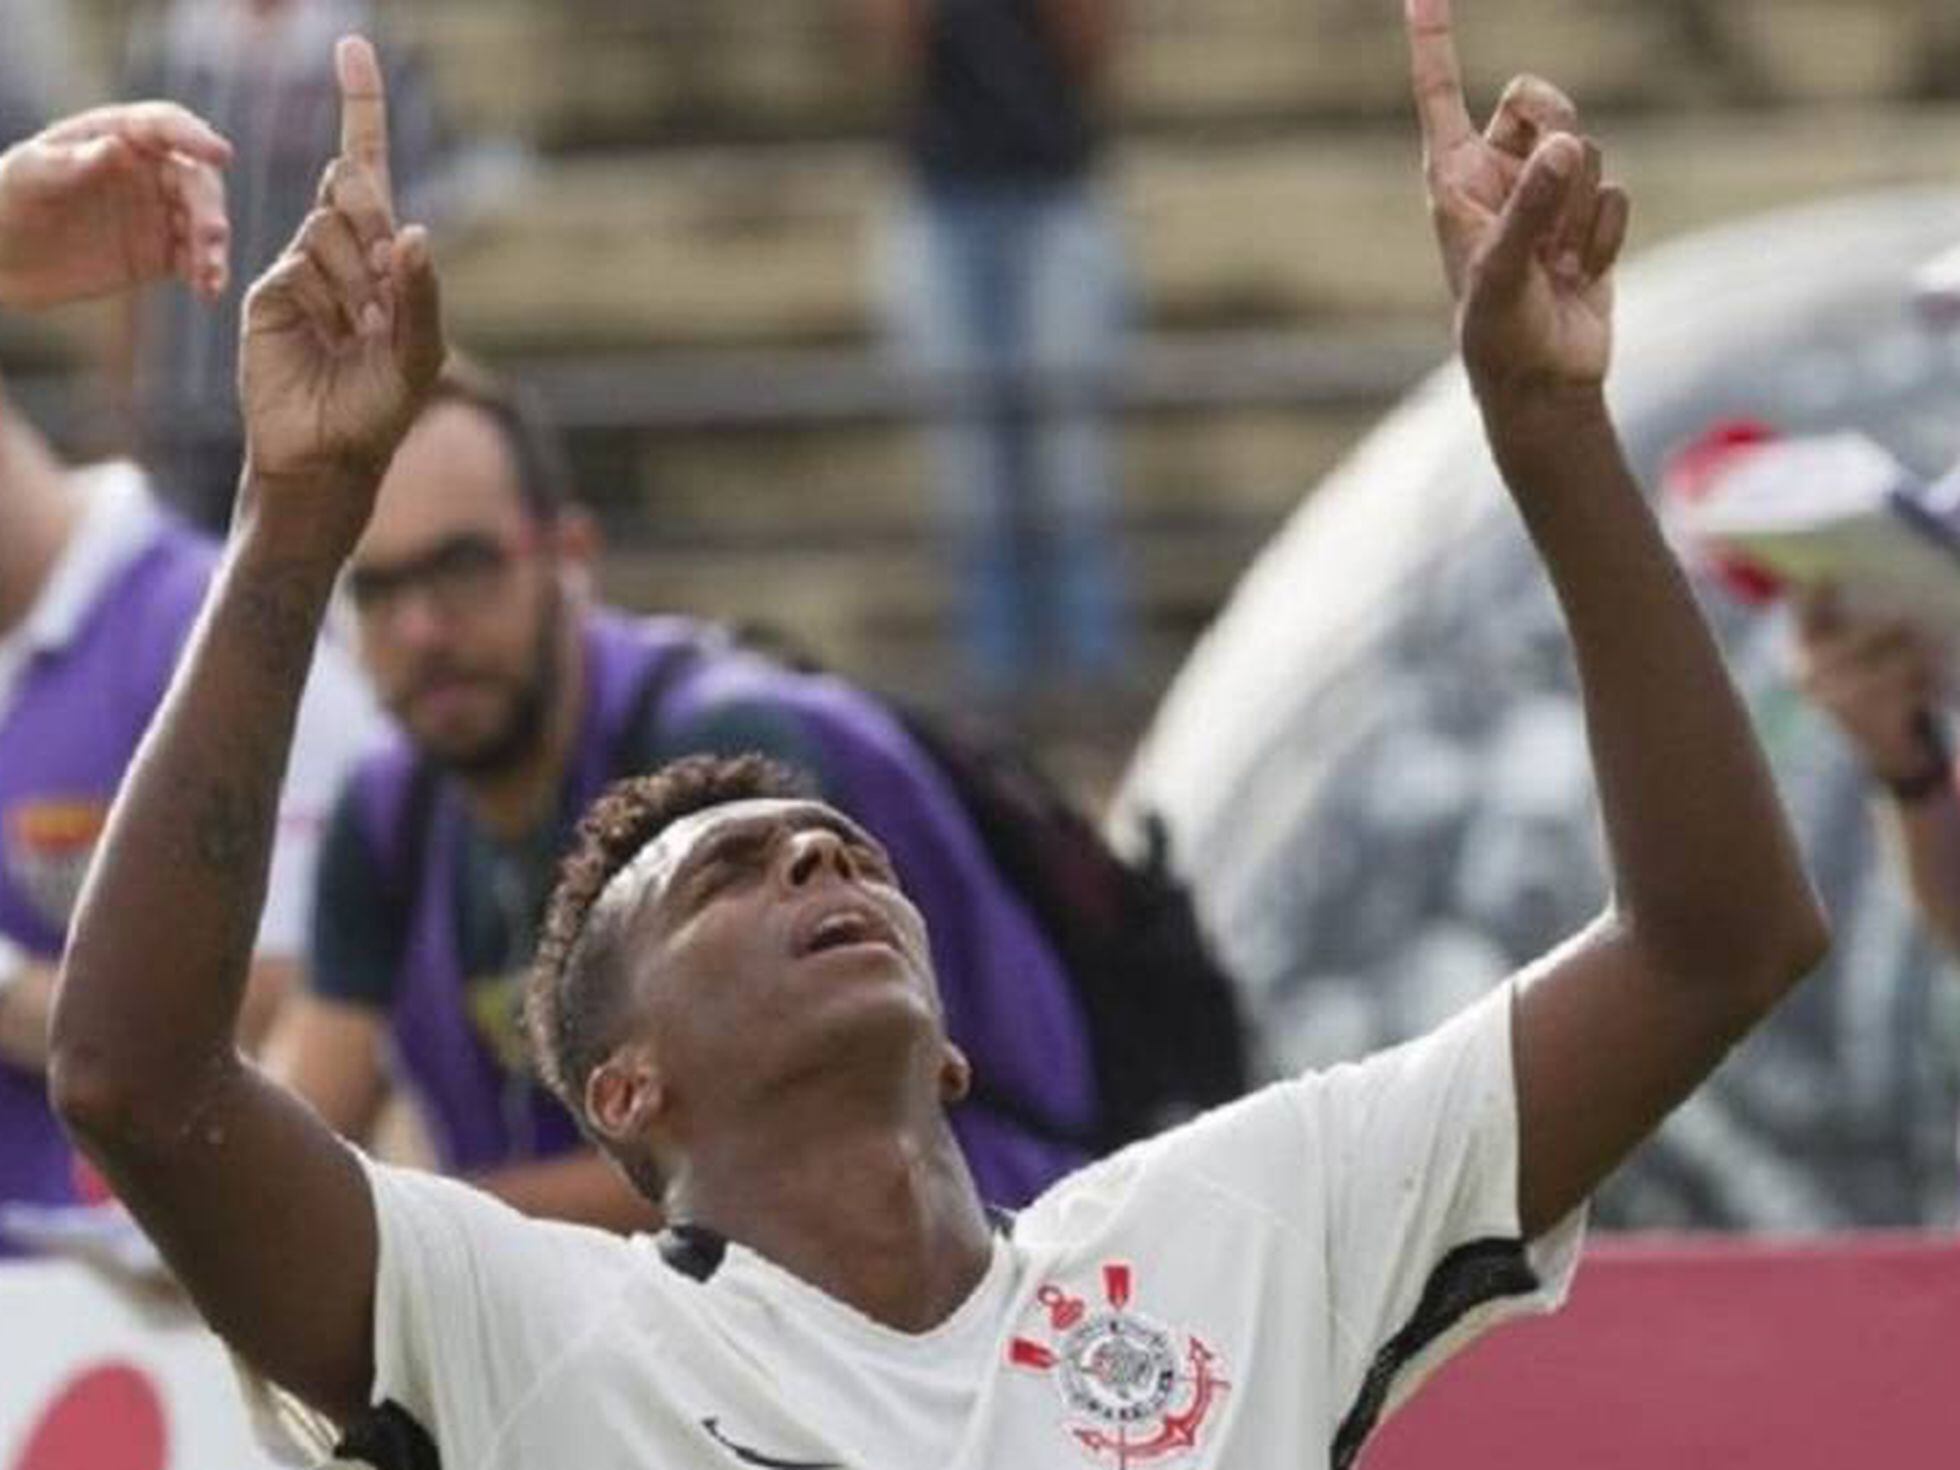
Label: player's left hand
xmin=0 ymin=103 xmax=232 ymax=310
xmin=1404 ymin=0 xmax=1630 ymax=398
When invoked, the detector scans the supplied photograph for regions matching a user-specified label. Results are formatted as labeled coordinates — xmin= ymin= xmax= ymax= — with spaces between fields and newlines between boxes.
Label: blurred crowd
xmin=2 ymin=0 xmax=1960 ymax=1284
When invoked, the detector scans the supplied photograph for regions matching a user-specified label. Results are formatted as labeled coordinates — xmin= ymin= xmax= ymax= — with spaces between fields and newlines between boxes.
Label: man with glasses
xmin=268 ymin=360 xmax=1103 ymax=1229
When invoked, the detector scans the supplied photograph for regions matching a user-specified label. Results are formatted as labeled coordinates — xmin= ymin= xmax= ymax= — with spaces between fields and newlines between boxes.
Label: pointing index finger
xmin=335 ymin=35 xmax=391 ymax=211
xmin=1405 ymin=0 xmax=1475 ymax=154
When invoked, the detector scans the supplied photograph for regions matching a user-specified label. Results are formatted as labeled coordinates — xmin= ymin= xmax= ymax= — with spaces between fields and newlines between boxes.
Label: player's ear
xmin=586 ymin=1043 xmax=666 ymax=1144
xmin=939 ymin=1041 xmax=972 ymax=1106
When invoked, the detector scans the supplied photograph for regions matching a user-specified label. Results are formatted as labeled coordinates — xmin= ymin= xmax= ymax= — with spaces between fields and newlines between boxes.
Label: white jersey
xmin=264 ymin=983 xmax=1581 ymax=1469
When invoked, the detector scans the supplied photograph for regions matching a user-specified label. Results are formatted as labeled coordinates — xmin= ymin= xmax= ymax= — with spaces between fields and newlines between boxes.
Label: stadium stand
xmin=25 ymin=0 xmax=1960 ymax=777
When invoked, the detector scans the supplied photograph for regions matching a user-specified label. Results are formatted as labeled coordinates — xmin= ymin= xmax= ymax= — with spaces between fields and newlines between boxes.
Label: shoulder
xmin=360 ymin=1160 xmax=653 ymax=1464
xmin=606 ymin=617 xmax=833 ymax=769
xmin=310 ymin=736 xmax=425 ymax=909
xmin=85 ymin=495 xmax=216 ymax=710
xmin=338 ymin=732 xmax=426 ymax=843
xmin=367 ymin=1160 xmax=637 ymax=1284
xmin=1017 ymin=988 xmax=1520 ymax=1250
xmin=1015 ymin=1082 xmax=1322 ymax=1253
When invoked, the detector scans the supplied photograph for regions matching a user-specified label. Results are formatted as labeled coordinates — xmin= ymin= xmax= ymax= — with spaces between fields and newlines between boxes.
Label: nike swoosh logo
xmin=701 ymin=1417 xmax=844 ymax=1470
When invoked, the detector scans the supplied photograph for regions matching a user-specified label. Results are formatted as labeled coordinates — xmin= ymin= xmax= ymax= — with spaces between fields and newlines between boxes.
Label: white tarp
xmin=1119 ymin=188 xmax=1960 ymax=1231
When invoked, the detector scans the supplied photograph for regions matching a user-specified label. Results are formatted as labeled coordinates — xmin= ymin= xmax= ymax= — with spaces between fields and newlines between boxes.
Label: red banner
xmin=5 ymin=1234 xmax=1957 ymax=1468
xmin=1372 ymin=1233 xmax=1960 ymax=1469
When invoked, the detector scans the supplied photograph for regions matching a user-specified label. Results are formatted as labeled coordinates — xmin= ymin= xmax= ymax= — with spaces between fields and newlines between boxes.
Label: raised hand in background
xmin=0 ymin=103 xmax=231 ymax=310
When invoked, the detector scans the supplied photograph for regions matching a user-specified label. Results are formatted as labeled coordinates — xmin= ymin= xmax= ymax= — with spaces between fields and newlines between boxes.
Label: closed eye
xmin=848 ymin=840 xmax=897 ymax=885
xmin=676 ymin=831 xmax=773 ymax=914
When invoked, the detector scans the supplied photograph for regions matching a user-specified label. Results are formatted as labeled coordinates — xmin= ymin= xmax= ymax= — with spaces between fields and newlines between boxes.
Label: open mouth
xmin=797 ymin=905 xmax=900 ymax=959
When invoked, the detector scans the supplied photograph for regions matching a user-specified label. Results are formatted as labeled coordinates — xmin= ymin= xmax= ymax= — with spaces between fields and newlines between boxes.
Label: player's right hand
xmin=239 ymin=36 xmax=443 ymax=539
xmin=1404 ymin=0 xmax=1630 ymax=401
xmin=1793 ymin=588 xmax=1947 ymax=784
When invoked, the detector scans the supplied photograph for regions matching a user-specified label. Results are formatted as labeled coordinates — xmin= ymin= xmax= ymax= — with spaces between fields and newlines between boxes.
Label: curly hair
xmin=525 ymin=753 xmax=813 ymax=1190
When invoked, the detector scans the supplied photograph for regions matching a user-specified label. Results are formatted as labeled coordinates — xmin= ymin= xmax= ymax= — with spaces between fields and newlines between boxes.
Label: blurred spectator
xmin=0 ymin=2 xmax=79 ymax=148
xmin=117 ymin=0 xmax=445 ymax=530
xmin=0 ymin=381 xmax=380 ymax=1251
xmin=1793 ymin=588 xmax=1960 ymax=957
xmin=265 ymin=363 xmax=1104 ymax=1230
xmin=865 ymin=0 xmax=1133 ymax=695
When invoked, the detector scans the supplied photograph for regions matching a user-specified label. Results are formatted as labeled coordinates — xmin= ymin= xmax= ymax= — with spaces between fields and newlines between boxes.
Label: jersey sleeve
xmin=308 ymin=783 xmax=406 ymax=1010
xmin=357 ymin=1159 xmax=630 ymax=1463
xmin=236 ymin=1158 xmax=633 ymax=1470
xmin=1304 ymin=983 xmax=1584 ymax=1437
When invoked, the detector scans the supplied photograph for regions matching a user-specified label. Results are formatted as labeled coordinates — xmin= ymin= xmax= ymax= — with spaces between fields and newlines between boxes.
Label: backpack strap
xmin=604 ymin=635 xmax=711 ymax=781
xmin=390 ymin=756 xmax=442 ymax=914
xmin=340 ymin=743 xmax=444 ymax=1004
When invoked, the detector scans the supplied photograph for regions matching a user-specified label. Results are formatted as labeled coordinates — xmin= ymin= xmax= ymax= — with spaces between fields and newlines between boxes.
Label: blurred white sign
xmin=0 ymin=1262 xmax=278 ymax=1470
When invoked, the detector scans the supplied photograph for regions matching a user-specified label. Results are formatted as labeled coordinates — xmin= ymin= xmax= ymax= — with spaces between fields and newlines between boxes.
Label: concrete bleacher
xmin=42 ymin=1 xmax=1960 ymax=776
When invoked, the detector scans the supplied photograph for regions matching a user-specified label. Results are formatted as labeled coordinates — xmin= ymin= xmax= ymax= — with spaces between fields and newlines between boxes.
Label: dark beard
xmin=439 ymin=585 xmax=565 ymax=779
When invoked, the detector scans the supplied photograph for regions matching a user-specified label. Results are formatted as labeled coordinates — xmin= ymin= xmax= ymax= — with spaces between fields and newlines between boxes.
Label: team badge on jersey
xmin=1008 ymin=1262 xmax=1229 ymax=1466
xmin=4 ymin=799 xmax=109 ymax=932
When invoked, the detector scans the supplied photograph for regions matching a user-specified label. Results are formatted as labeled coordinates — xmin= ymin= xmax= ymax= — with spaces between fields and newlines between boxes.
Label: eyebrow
xmin=344 ymin=532 xmax=501 ymax=594
xmin=664 ymin=807 xmax=885 ymax=900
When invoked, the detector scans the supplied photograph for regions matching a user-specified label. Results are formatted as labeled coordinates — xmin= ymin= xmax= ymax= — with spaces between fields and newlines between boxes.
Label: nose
xmin=784 ymin=828 xmax=856 ymax=889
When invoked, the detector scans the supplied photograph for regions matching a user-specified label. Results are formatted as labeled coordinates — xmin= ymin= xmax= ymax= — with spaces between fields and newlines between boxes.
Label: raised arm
xmin=49 ymin=38 xmax=445 ymax=1426
xmin=0 ymin=101 xmax=231 ymax=310
xmin=1402 ymin=0 xmax=1828 ymax=1238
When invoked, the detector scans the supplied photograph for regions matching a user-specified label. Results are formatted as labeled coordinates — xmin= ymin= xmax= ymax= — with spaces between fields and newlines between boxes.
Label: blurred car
xmin=1118 ymin=188 xmax=1960 ymax=1231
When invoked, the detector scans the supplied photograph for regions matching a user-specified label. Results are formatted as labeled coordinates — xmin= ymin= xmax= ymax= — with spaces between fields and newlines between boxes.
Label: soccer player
xmin=51 ymin=9 xmax=1827 ymax=1467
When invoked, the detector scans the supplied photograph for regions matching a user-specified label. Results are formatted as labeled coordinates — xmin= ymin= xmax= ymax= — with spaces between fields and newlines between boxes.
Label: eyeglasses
xmin=343 ymin=532 xmax=536 ymax=624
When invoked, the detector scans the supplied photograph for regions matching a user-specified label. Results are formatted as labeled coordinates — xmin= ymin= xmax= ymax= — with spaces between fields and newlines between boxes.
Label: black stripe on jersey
xmin=335 ymin=1399 xmax=442 ymax=1470
xmin=1329 ymin=1236 xmax=1540 ymax=1470
xmin=660 ymin=1223 xmax=733 ymax=1282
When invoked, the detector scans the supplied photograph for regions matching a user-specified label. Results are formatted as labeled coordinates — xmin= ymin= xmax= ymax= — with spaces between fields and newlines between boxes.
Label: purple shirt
xmin=0 ymin=511 xmax=212 ymax=1245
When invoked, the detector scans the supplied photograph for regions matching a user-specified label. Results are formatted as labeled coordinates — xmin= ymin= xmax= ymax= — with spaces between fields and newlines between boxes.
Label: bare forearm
xmin=0 ymin=964 xmax=55 ymax=1072
xmin=1484 ymin=386 xmax=1826 ymax=996
xmin=1885 ymin=794 xmax=1960 ymax=959
xmin=52 ymin=494 xmax=347 ymax=1138
xmin=474 ymin=1152 xmax=664 ymax=1234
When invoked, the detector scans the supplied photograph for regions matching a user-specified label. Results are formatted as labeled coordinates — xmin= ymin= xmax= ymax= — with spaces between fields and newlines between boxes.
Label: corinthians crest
xmin=1008 ymin=1263 xmax=1229 ymax=1466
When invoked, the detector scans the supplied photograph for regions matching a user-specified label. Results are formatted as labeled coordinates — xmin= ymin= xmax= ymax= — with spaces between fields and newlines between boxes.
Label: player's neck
xmin=674 ymin=1114 xmax=994 ymax=1334
xmin=0 ymin=413 xmax=83 ymax=635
